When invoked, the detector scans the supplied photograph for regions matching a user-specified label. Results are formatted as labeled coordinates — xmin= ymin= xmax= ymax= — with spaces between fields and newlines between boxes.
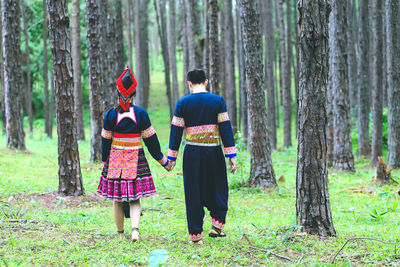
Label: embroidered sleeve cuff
xmin=168 ymin=149 xmax=178 ymax=160
xmin=101 ymin=128 xmax=112 ymax=139
xmin=141 ymin=125 xmax=156 ymax=139
xmin=171 ymin=116 xmax=185 ymax=127
xmin=158 ymin=155 xmax=168 ymax=166
xmin=217 ymin=112 xmax=230 ymax=123
xmin=224 ymin=146 xmax=236 ymax=157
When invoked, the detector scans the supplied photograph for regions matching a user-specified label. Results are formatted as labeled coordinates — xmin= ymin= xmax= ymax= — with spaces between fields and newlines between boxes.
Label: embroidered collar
xmin=116 ymin=107 xmax=136 ymax=125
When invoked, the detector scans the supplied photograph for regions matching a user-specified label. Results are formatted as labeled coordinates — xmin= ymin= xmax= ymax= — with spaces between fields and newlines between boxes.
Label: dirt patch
xmin=9 ymin=191 xmax=109 ymax=209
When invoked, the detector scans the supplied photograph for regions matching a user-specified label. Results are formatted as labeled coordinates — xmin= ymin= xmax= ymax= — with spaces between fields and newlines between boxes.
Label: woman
xmin=98 ymin=68 xmax=171 ymax=242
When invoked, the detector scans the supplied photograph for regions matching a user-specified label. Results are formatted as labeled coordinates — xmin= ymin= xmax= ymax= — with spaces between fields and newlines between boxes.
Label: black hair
xmin=114 ymin=90 xmax=136 ymax=113
xmin=187 ymin=69 xmax=207 ymax=85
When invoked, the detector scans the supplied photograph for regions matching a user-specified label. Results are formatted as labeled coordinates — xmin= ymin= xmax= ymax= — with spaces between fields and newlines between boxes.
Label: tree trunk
xmin=293 ymin=0 xmax=299 ymax=137
xmin=278 ymin=0 xmax=292 ymax=147
xmin=357 ymin=0 xmax=371 ymax=157
xmin=49 ymin=70 xmax=54 ymax=137
xmin=209 ymin=0 xmax=219 ymax=95
xmin=114 ymin=0 xmax=125 ymax=78
xmin=371 ymin=0 xmax=383 ymax=166
xmin=169 ymin=0 xmax=179 ymax=107
xmin=224 ymin=0 xmax=237 ymax=132
xmin=219 ymin=8 xmax=226 ymax=99
xmin=239 ymin=0 xmax=277 ymax=188
xmin=264 ymin=0 xmax=276 ymax=150
xmin=329 ymin=0 xmax=355 ymax=172
xmin=86 ymin=0 xmax=104 ymax=162
xmin=181 ymin=0 xmax=189 ymax=95
xmin=135 ymin=0 xmax=150 ymax=109
xmin=386 ymin=0 xmax=400 ymax=168
xmin=43 ymin=0 xmax=51 ymax=137
xmin=47 ymin=0 xmax=83 ymax=196
xmin=0 ymin=15 xmax=5 ymax=134
xmin=2 ymin=0 xmax=26 ymax=150
xmin=71 ymin=0 xmax=85 ymax=140
xmin=382 ymin=12 xmax=388 ymax=108
xmin=125 ymin=0 xmax=133 ymax=69
xmin=203 ymin=0 xmax=210 ymax=79
xmin=347 ymin=0 xmax=357 ymax=109
xmin=98 ymin=0 xmax=111 ymax=110
xmin=236 ymin=3 xmax=248 ymax=143
xmin=21 ymin=1 xmax=32 ymax=133
xmin=155 ymin=0 xmax=173 ymax=119
xmin=296 ymin=0 xmax=336 ymax=236
xmin=185 ymin=0 xmax=199 ymax=68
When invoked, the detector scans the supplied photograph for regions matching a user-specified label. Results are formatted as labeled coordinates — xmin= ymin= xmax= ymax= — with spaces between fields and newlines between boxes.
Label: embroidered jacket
xmin=168 ymin=92 xmax=236 ymax=160
xmin=101 ymin=105 xmax=168 ymax=167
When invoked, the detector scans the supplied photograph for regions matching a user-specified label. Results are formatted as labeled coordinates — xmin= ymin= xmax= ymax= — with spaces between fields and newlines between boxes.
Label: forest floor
xmin=1 ymin=73 xmax=400 ymax=266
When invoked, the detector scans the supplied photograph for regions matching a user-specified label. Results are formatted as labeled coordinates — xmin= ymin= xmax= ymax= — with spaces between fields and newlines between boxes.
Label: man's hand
xmin=164 ymin=160 xmax=176 ymax=172
xmin=229 ymin=157 xmax=237 ymax=174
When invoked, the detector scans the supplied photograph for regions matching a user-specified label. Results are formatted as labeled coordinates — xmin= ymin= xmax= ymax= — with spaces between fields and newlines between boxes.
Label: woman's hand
xmin=164 ymin=160 xmax=176 ymax=172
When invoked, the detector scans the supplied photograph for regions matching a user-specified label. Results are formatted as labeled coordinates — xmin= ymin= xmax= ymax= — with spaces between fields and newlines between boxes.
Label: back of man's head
xmin=187 ymin=69 xmax=207 ymax=85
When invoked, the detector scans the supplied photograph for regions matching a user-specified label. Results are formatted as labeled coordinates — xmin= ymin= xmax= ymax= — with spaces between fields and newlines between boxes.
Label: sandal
xmin=131 ymin=227 xmax=139 ymax=242
xmin=208 ymin=226 xmax=226 ymax=238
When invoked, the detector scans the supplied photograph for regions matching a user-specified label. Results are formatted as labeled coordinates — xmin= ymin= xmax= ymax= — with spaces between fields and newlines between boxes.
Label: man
xmin=168 ymin=69 xmax=237 ymax=244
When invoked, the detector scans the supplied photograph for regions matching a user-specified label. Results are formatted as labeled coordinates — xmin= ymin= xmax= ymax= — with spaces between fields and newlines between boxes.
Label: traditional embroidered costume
xmin=168 ymin=91 xmax=236 ymax=242
xmin=97 ymin=68 xmax=168 ymax=241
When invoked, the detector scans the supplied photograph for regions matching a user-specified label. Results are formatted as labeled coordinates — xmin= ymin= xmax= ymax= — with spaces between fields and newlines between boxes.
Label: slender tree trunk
xmin=264 ymin=0 xmax=276 ymax=149
xmin=296 ymin=0 xmax=336 ymax=236
xmin=219 ymin=8 xmax=226 ymax=99
xmin=357 ymin=0 xmax=371 ymax=156
xmin=347 ymin=0 xmax=358 ymax=109
xmin=72 ymin=0 xmax=85 ymax=140
xmin=371 ymin=0 xmax=383 ymax=166
xmin=239 ymin=0 xmax=277 ymax=188
xmin=329 ymin=0 xmax=355 ymax=172
xmin=181 ymin=0 xmax=189 ymax=94
xmin=43 ymin=0 xmax=51 ymax=137
xmin=169 ymin=0 xmax=179 ymax=107
xmin=386 ymin=0 xmax=400 ymax=168
xmin=224 ymin=0 xmax=237 ymax=132
xmin=2 ymin=0 xmax=25 ymax=150
xmin=236 ymin=3 xmax=248 ymax=143
xmin=209 ymin=0 xmax=219 ymax=95
xmin=382 ymin=12 xmax=388 ymax=107
xmin=22 ymin=1 xmax=33 ymax=133
xmin=125 ymin=0 xmax=133 ymax=69
xmin=98 ymin=0 xmax=111 ymax=110
xmin=155 ymin=0 xmax=173 ymax=118
xmin=47 ymin=0 xmax=83 ymax=196
xmin=203 ymin=0 xmax=210 ymax=78
xmin=135 ymin=0 xmax=150 ymax=108
xmin=49 ymin=70 xmax=54 ymax=137
xmin=0 ymin=16 xmax=5 ymax=133
xmin=86 ymin=0 xmax=103 ymax=162
xmin=293 ymin=0 xmax=299 ymax=136
xmin=185 ymin=0 xmax=199 ymax=68
xmin=278 ymin=0 xmax=292 ymax=147
xmin=114 ymin=0 xmax=125 ymax=77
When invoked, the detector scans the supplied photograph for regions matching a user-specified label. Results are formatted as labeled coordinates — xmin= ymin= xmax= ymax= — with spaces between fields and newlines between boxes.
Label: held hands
xmin=229 ymin=157 xmax=237 ymax=174
xmin=164 ymin=160 xmax=176 ymax=172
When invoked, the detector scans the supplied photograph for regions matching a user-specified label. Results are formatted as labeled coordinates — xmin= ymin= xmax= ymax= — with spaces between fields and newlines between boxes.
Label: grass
xmin=1 ymin=71 xmax=400 ymax=266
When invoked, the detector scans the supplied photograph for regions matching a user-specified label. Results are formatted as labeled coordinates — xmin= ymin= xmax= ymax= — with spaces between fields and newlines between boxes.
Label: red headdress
xmin=116 ymin=68 xmax=137 ymax=111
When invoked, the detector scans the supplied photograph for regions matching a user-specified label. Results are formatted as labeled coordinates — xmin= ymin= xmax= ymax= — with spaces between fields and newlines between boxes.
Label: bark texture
xmin=224 ymin=0 xmax=237 ymax=132
xmin=22 ymin=1 xmax=33 ymax=133
xmin=185 ymin=0 xmax=199 ymax=68
xmin=209 ymin=0 xmax=219 ymax=95
xmin=386 ymin=0 xmax=400 ymax=168
xmin=278 ymin=0 xmax=292 ymax=147
xmin=181 ymin=0 xmax=189 ymax=95
xmin=47 ymin=0 xmax=83 ymax=196
xmin=85 ymin=0 xmax=103 ymax=162
xmin=0 ymin=14 xmax=5 ymax=133
xmin=357 ymin=0 xmax=371 ymax=156
xmin=296 ymin=0 xmax=336 ymax=236
xmin=371 ymin=0 xmax=383 ymax=166
xmin=125 ymin=0 xmax=133 ymax=69
xmin=2 ymin=0 xmax=26 ymax=150
xmin=347 ymin=0 xmax=357 ymax=108
xmin=43 ymin=0 xmax=51 ymax=137
xmin=237 ymin=3 xmax=248 ymax=142
xmin=155 ymin=0 xmax=172 ymax=118
xmin=72 ymin=0 xmax=85 ymax=140
xmin=239 ymin=0 xmax=277 ymax=188
xmin=135 ymin=0 xmax=150 ymax=108
xmin=264 ymin=0 xmax=276 ymax=149
xmin=329 ymin=0 xmax=355 ymax=171
xmin=168 ymin=0 xmax=179 ymax=107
